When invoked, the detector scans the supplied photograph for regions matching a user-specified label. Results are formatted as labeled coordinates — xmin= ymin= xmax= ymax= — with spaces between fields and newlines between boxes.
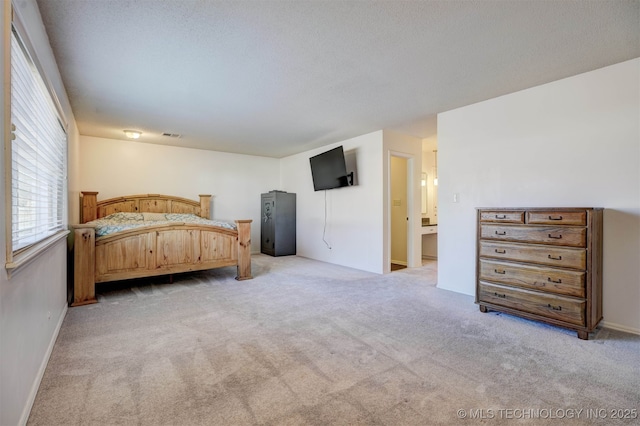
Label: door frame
xmin=386 ymin=150 xmax=417 ymax=273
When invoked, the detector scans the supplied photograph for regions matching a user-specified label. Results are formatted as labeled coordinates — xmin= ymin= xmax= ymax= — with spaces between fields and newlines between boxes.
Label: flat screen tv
xmin=309 ymin=146 xmax=349 ymax=191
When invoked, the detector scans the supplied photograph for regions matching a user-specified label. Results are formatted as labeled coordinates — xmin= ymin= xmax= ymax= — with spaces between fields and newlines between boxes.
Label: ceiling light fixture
xmin=123 ymin=130 xmax=142 ymax=139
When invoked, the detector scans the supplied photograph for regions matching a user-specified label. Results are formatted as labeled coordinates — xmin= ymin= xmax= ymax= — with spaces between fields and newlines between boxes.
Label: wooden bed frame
xmin=72 ymin=192 xmax=252 ymax=306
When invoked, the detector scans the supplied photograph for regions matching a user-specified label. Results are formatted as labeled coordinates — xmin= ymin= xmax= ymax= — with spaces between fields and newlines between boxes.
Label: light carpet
xmin=28 ymin=254 xmax=640 ymax=425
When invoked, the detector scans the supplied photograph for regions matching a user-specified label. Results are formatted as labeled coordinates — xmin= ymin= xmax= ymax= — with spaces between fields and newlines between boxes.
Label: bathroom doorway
xmin=390 ymin=155 xmax=409 ymax=271
xmin=421 ymin=138 xmax=438 ymax=264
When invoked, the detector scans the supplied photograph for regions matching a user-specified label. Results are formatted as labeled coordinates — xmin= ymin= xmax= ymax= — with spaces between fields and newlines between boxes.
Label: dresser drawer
xmin=479 ymin=241 xmax=586 ymax=270
xmin=479 ymin=210 xmax=525 ymax=223
xmin=527 ymin=211 xmax=587 ymax=226
xmin=480 ymin=224 xmax=587 ymax=247
xmin=478 ymin=282 xmax=585 ymax=326
xmin=479 ymin=259 xmax=585 ymax=298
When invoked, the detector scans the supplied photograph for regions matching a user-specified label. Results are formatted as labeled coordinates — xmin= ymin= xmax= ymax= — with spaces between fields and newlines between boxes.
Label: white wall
xmin=280 ymin=131 xmax=385 ymax=273
xmin=0 ymin=1 xmax=80 ymax=425
xmin=79 ymin=136 xmax=280 ymax=253
xmin=437 ymin=58 xmax=640 ymax=333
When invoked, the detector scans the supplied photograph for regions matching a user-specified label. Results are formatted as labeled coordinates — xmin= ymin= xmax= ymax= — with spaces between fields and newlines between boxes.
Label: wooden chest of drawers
xmin=476 ymin=208 xmax=603 ymax=339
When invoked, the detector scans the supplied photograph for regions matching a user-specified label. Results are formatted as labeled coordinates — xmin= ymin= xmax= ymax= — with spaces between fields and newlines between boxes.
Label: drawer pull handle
xmin=494 ymin=292 xmax=506 ymax=298
xmin=547 ymin=277 xmax=562 ymax=284
xmin=547 ymin=304 xmax=562 ymax=311
xmin=495 ymin=231 xmax=507 ymax=236
xmin=495 ymin=214 xmax=507 ymax=219
xmin=548 ymin=254 xmax=562 ymax=260
xmin=494 ymin=269 xmax=506 ymax=274
xmin=548 ymin=215 xmax=563 ymax=220
xmin=495 ymin=249 xmax=506 ymax=254
xmin=548 ymin=234 xmax=562 ymax=239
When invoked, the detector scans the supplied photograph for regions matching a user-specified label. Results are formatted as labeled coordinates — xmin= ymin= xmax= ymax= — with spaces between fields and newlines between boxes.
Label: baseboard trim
xmin=19 ymin=304 xmax=68 ymax=426
xmin=601 ymin=320 xmax=640 ymax=336
xmin=390 ymin=260 xmax=407 ymax=266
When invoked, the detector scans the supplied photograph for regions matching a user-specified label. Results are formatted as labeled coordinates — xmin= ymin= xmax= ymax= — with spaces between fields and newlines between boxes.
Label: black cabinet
xmin=261 ymin=191 xmax=296 ymax=256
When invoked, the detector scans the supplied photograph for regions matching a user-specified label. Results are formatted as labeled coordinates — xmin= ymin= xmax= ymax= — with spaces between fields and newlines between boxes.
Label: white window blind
xmin=10 ymin=27 xmax=67 ymax=252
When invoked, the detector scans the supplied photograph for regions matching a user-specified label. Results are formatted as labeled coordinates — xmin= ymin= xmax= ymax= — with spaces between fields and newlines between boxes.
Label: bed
xmin=72 ymin=191 xmax=252 ymax=306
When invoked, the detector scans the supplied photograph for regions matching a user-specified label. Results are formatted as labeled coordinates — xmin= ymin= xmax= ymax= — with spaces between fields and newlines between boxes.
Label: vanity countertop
xmin=421 ymin=225 xmax=437 ymax=235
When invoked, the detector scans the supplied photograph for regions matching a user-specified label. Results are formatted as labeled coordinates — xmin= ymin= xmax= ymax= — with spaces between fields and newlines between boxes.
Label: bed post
xmin=199 ymin=194 xmax=212 ymax=219
xmin=72 ymin=225 xmax=97 ymax=306
xmin=81 ymin=191 xmax=99 ymax=223
xmin=235 ymin=220 xmax=252 ymax=280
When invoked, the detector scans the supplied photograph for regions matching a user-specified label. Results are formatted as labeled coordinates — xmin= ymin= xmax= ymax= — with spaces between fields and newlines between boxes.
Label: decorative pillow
xmin=165 ymin=213 xmax=199 ymax=221
xmin=143 ymin=212 xmax=168 ymax=221
xmin=103 ymin=212 xmax=144 ymax=221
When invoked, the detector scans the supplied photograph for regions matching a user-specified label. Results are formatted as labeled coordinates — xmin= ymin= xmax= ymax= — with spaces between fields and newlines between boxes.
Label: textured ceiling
xmin=36 ymin=0 xmax=639 ymax=158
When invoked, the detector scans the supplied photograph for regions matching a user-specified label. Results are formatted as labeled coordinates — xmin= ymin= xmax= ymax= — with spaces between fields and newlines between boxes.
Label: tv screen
xmin=309 ymin=146 xmax=349 ymax=191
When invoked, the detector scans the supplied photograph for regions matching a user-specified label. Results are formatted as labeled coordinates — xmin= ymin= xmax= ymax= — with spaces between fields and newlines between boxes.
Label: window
xmin=5 ymin=11 xmax=68 ymax=269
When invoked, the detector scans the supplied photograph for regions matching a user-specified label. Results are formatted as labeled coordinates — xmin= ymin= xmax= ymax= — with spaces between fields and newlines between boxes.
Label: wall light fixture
xmin=433 ymin=149 xmax=438 ymax=186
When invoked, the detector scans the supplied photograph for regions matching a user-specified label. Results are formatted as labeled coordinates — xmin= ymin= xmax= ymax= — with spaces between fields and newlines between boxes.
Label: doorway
xmin=421 ymin=138 xmax=438 ymax=265
xmin=390 ymin=155 xmax=409 ymax=271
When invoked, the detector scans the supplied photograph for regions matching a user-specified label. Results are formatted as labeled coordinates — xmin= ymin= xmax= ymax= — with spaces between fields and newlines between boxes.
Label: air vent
xmin=162 ymin=132 xmax=182 ymax=138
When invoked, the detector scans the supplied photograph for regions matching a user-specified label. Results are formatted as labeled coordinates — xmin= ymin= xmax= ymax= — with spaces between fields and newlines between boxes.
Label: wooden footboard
xmin=72 ymin=191 xmax=252 ymax=306
xmin=72 ymin=221 xmax=252 ymax=306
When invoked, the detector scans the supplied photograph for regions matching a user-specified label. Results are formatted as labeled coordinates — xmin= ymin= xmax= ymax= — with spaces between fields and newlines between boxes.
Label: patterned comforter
xmin=87 ymin=212 xmax=237 ymax=237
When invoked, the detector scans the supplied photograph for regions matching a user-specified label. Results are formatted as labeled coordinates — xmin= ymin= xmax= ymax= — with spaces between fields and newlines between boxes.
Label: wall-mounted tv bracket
xmin=347 ymin=172 xmax=354 ymax=185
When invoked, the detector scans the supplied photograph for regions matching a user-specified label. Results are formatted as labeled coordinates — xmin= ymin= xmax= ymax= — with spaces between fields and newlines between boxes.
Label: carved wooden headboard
xmin=80 ymin=192 xmax=212 ymax=223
